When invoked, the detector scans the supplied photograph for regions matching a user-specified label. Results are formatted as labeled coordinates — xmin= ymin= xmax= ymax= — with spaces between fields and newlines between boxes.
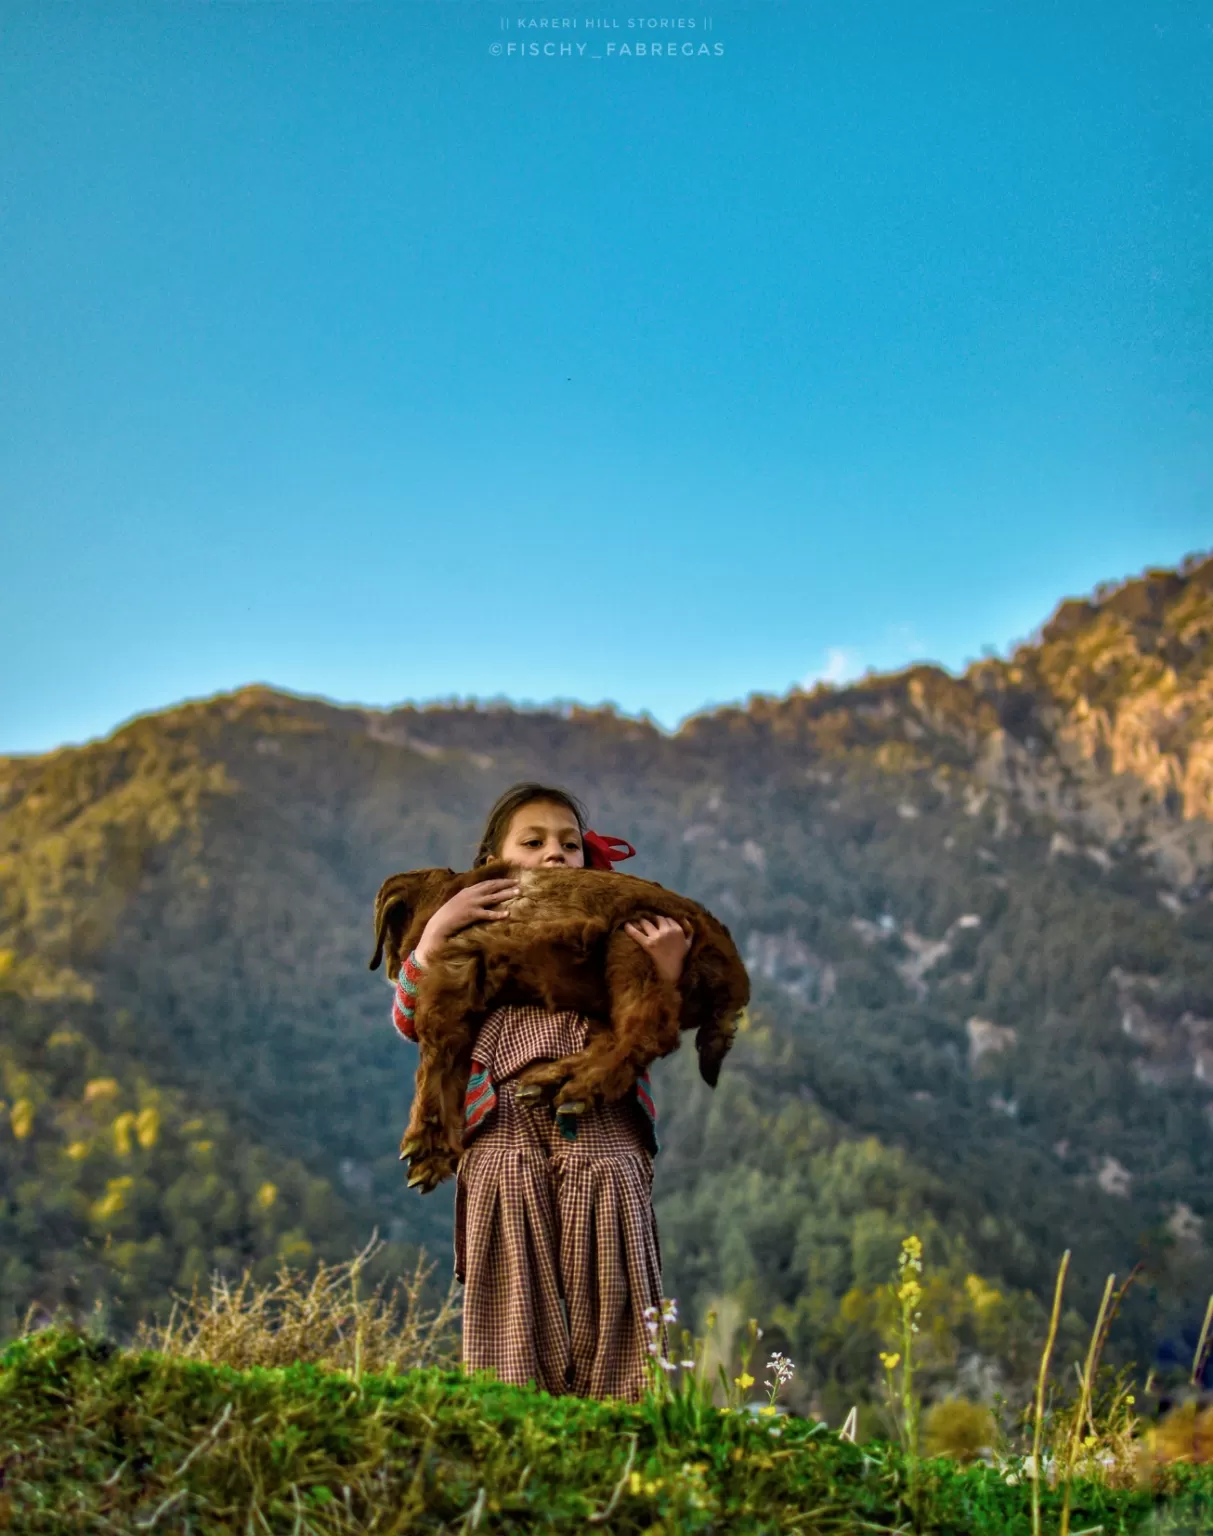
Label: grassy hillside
xmin=3 ymin=1326 xmax=1211 ymax=1534
xmin=2 ymin=553 xmax=1212 ymax=1411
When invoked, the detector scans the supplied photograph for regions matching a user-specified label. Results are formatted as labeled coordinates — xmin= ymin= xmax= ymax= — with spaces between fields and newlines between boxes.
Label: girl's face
xmin=499 ymin=800 xmax=586 ymax=869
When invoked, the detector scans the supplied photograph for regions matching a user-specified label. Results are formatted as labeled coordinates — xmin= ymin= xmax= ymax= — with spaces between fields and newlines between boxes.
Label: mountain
xmin=2 ymin=551 xmax=1211 ymax=1408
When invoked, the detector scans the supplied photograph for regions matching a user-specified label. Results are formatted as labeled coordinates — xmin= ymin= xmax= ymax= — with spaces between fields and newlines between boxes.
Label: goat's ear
xmin=369 ymin=868 xmax=457 ymax=972
xmin=369 ymin=871 xmax=431 ymax=972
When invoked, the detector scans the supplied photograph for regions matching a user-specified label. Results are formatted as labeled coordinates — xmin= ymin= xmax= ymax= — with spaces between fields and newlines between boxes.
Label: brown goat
xmin=369 ymin=861 xmax=750 ymax=1191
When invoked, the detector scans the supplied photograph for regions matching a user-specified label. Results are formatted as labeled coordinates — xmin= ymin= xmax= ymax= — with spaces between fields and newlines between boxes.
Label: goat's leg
xmin=536 ymin=931 xmax=681 ymax=1112
xmin=400 ymin=1046 xmax=461 ymax=1192
xmin=513 ymin=1016 xmax=611 ymax=1104
xmin=400 ymin=968 xmax=482 ymax=1192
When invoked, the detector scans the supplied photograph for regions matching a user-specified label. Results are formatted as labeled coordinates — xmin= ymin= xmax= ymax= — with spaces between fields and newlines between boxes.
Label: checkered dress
xmin=454 ymin=1004 xmax=664 ymax=1402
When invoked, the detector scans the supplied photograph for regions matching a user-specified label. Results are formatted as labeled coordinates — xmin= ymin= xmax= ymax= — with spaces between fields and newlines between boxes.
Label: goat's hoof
xmin=399 ymin=1135 xmax=423 ymax=1160
xmin=557 ymin=1099 xmax=588 ymax=1117
xmin=406 ymin=1160 xmax=451 ymax=1193
xmin=515 ymin=1083 xmax=545 ymax=1103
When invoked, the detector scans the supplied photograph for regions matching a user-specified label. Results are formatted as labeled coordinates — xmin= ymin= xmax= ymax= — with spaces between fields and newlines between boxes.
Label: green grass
xmin=2 ymin=1329 xmax=1212 ymax=1533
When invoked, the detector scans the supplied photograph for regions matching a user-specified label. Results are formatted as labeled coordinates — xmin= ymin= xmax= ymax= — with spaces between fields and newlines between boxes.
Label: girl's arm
xmin=622 ymin=915 xmax=692 ymax=984
xmin=413 ymin=877 xmax=519 ymax=967
xmin=389 ymin=877 xmax=520 ymax=1042
xmin=390 ymin=951 xmax=424 ymax=1042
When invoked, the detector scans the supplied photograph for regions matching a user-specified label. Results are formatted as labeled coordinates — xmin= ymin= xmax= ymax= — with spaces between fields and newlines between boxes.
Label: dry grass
xmin=131 ymin=1232 xmax=462 ymax=1378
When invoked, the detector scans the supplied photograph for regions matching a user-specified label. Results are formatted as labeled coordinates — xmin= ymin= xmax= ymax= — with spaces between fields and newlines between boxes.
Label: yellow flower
xmin=901 ymin=1234 xmax=923 ymax=1260
xmin=897 ymin=1279 xmax=923 ymax=1307
xmin=135 ymin=1106 xmax=160 ymax=1149
xmin=880 ymin=1351 xmax=901 ymax=1371
xmin=91 ymin=1175 xmax=134 ymax=1223
xmin=10 ymin=1099 xmax=34 ymax=1140
xmin=255 ymin=1181 xmax=278 ymax=1211
xmin=735 ymin=1372 xmax=755 ymax=1391
xmin=112 ymin=1111 xmax=136 ymax=1157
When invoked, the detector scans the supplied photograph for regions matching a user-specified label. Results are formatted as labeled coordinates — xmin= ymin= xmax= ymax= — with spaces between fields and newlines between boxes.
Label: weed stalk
xmin=1032 ymin=1249 xmax=1071 ymax=1536
xmin=1059 ymin=1271 xmax=1114 ymax=1536
xmin=1191 ymin=1294 xmax=1213 ymax=1388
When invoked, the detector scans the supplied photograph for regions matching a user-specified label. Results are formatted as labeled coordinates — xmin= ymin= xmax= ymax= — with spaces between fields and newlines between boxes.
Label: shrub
xmin=923 ymin=1396 xmax=995 ymax=1462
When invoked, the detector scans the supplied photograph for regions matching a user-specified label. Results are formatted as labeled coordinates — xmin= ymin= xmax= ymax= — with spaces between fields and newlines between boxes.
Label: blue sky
xmin=2 ymin=0 xmax=1210 ymax=753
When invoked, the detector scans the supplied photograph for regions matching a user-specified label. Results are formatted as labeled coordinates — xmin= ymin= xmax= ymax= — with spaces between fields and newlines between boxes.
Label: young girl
xmin=388 ymin=781 xmax=689 ymax=1401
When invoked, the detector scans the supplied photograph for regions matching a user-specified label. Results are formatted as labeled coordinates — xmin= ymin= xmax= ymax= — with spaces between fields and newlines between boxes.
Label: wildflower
xmin=642 ymin=1305 xmax=659 ymax=1322
xmin=880 ymin=1351 xmax=901 ymax=1371
xmin=680 ymin=1359 xmax=696 ymax=1369
xmin=765 ymin=1351 xmax=795 ymax=1388
xmin=662 ymin=1297 xmax=678 ymax=1324
xmin=735 ymin=1371 xmax=755 ymax=1391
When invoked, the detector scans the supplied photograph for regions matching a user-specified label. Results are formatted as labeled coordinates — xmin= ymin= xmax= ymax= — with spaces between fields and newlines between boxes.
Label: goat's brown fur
xmin=369 ymin=861 xmax=750 ymax=1191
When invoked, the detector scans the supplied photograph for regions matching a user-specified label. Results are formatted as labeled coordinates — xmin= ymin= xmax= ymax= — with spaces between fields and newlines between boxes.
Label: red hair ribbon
xmin=583 ymin=829 xmax=637 ymax=871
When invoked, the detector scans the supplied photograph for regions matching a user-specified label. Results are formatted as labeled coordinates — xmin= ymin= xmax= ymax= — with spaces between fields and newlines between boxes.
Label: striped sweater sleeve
xmin=390 ymin=950 xmax=424 ymax=1042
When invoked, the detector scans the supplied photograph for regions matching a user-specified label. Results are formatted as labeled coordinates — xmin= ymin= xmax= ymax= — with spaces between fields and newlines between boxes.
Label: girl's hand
xmin=413 ymin=878 xmax=520 ymax=967
xmin=623 ymin=915 xmax=693 ymax=985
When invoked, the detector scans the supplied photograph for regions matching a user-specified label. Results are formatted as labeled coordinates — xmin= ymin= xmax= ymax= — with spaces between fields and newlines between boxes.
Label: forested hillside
xmin=3 ymin=551 xmax=1212 ymax=1415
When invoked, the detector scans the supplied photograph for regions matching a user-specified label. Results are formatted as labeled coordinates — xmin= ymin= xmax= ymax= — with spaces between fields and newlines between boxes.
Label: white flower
xmin=764 ymin=1351 xmax=795 ymax=1387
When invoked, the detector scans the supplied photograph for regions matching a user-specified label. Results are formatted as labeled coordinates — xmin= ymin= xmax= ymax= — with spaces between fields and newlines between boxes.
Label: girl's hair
xmin=473 ymin=781 xmax=590 ymax=868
